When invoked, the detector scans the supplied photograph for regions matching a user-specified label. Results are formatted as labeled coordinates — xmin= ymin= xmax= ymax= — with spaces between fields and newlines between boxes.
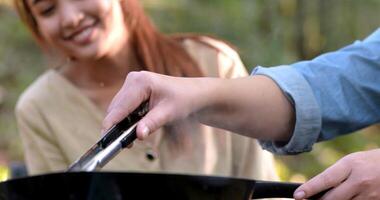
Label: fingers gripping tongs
xmin=67 ymin=102 xmax=149 ymax=172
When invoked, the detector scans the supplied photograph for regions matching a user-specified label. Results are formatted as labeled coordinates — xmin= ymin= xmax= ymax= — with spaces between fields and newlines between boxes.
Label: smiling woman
xmin=17 ymin=0 xmax=129 ymax=60
xmin=13 ymin=0 xmax=279 ymax=186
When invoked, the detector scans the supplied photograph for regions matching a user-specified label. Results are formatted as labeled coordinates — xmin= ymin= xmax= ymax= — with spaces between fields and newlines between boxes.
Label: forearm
xmin=103 ymin=71 xmax=295 ymax=141
xmin=196 ymin=75 xmax=295 ymax=142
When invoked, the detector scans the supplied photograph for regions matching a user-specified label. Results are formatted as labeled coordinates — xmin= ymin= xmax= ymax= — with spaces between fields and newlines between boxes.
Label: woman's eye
xmin=39 ymin=5 xmax=55 ymax=16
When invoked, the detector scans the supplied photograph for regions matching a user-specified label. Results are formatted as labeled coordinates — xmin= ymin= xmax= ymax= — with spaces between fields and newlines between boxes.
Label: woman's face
xmin=27 ymin=0 xmax=129 ymax=60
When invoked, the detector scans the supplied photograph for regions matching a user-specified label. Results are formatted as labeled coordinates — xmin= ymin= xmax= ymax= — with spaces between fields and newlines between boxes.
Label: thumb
xmin=136 ymin=104 xmax=172 ymax=140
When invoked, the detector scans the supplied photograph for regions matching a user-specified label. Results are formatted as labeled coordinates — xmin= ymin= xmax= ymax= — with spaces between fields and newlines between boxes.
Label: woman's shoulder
xmin=180 ymin=35 xmax=239 ymax=59
xmin=16 ymin=70 xmax=60 ymax=114
xmin=178 ymin=35 xmax=248 ymax=78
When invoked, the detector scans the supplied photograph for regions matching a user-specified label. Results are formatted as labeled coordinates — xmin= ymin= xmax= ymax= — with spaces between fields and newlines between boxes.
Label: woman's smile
xmin=63 ymin=20 xmax=99 ymax=46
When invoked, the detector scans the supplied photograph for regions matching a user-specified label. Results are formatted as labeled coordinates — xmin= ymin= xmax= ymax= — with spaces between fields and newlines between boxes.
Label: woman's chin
xmin=68 ymin=49 xmax=105 ymax=61
xmin=63 ymin=41 xmax=106 ymax=61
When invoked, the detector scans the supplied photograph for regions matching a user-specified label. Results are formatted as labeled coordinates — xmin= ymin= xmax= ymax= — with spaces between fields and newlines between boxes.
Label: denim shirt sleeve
xmin=252 ymin=28 xmax=380 ymax=155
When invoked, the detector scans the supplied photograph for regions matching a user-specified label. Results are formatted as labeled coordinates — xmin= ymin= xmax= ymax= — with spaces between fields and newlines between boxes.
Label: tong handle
xmin=120 ymin=128 xmax=137 ymax=148
xmin=100 ymin=101 xmax=149 ymax=148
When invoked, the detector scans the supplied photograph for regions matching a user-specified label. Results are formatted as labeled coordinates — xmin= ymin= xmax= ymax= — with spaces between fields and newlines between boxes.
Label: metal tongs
xmin=67 ymin=102 xmax=149 ymax=172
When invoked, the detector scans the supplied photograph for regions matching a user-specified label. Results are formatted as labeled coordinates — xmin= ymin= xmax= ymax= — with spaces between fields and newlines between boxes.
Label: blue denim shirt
xmin=253 ymin=28 xmax=380 ymax=155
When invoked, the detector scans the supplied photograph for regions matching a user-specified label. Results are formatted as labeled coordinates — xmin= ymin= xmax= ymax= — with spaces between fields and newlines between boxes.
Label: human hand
xmin=102 ymin=71 xmax=215 ymax=140
xmin=294 ymin=149 xmax=380 ymax=200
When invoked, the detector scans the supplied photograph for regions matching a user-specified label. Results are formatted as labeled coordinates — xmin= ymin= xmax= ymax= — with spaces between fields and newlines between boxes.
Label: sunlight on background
xmin=0 ymin=166 xmax=9 ymax=182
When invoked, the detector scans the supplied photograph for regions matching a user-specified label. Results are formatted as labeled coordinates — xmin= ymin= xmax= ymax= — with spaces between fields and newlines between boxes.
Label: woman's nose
xmin=59 ymin=2 xmax=84 ymax=29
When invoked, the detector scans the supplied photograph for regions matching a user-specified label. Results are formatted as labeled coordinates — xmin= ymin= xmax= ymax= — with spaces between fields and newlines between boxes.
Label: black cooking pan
xmin=0 ymin=172 xmax=324 ymax=200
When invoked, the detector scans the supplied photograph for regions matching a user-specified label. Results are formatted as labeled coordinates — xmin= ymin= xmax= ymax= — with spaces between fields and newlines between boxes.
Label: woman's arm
xmin=103 ymin=72 xmax=295 ymax=142
xmin=197 ymin=75 xmax=295 ymax=141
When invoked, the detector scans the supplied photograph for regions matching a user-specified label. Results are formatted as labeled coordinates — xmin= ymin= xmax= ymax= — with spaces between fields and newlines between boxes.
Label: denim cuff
xmin=252 ymin=66 xmax=322 ymax=155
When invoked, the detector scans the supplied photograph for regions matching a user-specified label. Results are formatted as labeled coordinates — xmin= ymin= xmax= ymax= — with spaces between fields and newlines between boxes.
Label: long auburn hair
xmin=14 ymin=0 xmax=231 ymax=150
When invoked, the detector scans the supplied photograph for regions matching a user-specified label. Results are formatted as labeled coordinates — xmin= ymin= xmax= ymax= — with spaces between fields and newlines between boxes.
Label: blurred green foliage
xmin=1 ymin=0 xmax=380 ymax=181
xmin=0 ymin=5 xmax=44 ymax=163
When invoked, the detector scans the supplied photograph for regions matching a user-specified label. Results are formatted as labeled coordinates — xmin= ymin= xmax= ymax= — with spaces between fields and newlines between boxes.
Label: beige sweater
xmin=16 ymin=37 xmax=278 ymax=181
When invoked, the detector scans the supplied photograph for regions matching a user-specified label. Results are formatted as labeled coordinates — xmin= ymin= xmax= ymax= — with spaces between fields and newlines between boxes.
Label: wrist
xmin=193 ymin=77 xmax=231 ymax=123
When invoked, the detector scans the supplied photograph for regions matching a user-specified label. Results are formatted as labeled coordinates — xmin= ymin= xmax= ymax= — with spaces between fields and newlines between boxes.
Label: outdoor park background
xmin=1 ymin=0 xmax=380 ymax=181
